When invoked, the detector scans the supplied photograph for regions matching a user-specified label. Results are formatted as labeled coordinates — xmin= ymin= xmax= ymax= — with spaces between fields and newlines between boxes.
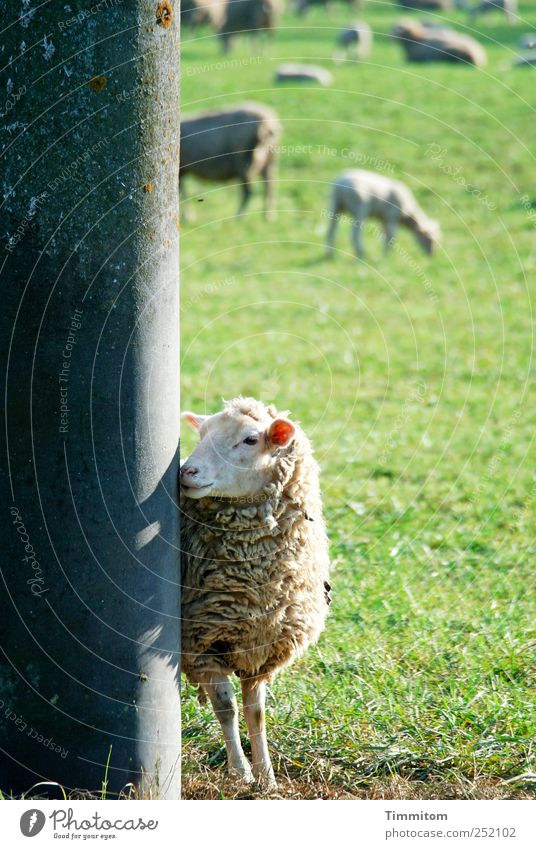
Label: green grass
xmin=180 ymin=1 xmax=536 ymax=799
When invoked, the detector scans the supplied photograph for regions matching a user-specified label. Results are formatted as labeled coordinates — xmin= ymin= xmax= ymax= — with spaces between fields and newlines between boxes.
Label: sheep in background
xmin=180 ymin=397 xmax=331 ymax=786
xmin=420 ymin=19 xmax=458 ymax=32
xmin=334 ymin=21 xmax=373 ymax=61
xmin=181 ymin=0 xmax=226 ymax=28
xmin=392 ymin=19 xmax=487 ymax=66
xmin=180 ymin=103 xmax=281 ymax=219
xmin=469 ymin=0 xmax=517 ymax=23
xmin=398 ymin=0 xmax=451 ymax=9
xmin=326 ymin=169 xmax=441 ymax=258
xmin=512 ymin=53 xmax=536 ymax=66
xmin=275 ymin=63 xmax=334 ymax=84
xmin=519 ymin=34 xmax=536 ymax=50
xmin=296 ymin=0 xmax=363 ymax=15
xmin=218 ymin=0 xmax=281 ymax=53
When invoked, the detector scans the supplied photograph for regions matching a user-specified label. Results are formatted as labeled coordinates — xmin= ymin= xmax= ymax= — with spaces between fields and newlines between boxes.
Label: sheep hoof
xmin=229 ymin=765 xmax=255 ymax=784
xmin=254 ymin=770 xmax=277 ymax=791
xmin=256 ymin=778 xmax=277 ymax=793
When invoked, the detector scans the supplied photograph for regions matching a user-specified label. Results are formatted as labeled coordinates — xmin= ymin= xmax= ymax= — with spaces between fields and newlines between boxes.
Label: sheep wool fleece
xmin=181 ymin=400 xmax=331 ymax=684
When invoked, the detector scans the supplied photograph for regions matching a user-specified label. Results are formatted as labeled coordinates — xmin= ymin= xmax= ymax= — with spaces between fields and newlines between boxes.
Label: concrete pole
xmin=0 ymin=1 xmax=180 ymax=798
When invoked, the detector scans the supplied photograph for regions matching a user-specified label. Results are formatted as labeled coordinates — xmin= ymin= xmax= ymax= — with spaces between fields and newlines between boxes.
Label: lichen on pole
xmin=0 ymin=1 xmax=181 ymax=798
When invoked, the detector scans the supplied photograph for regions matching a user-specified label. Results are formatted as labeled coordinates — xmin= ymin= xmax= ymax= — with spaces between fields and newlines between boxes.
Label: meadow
xmin=180 ymin=1 xmax=536 ymax=799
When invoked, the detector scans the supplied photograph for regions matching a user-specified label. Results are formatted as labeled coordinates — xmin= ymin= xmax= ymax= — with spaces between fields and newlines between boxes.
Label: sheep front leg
xmin=351 ymin=218 xmax=365 ymax=259
xmin=241 ymin=677 xmax=276 ymax=788
xmin=383 ymin=219 xmax=397 ymax=253
xmin=261 ymin=159 xmax=276 ymax=221
xmin=220 ymin=33 xmax=232 ymax=54
xmin=202 ymin=672 xmax=254 ymax=783
xmin=237 ymin=178 xmax=252 ymax=216
xmin=325 ymin=211 xmax=339 ymax=257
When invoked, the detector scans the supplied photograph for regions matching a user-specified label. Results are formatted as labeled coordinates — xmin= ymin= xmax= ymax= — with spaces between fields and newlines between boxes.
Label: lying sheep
xmin=296 ymin=0 xmax=363 ymax=15
xmin=326 ymin=169 xmax=441 ymax=258
xmin=469 ymin=0 xmax=517 ymax=23
xmin=519 ymin=34 xmax=536 ymax=50
xmin=398 ymin=0 xmax=451 ymax=9
xmin=180 ymin=103 xmax=281 ymax=219
xmin=218 ymin=0 xmax=281 ymax=53
xmin=180 ymin=397 xmax=331 ymax=786
xmin=392 ymin=19 xmax=487 ymax=66
xmin=512 ymin=52 xmax=536 ymax=66
xmin=275 ymin=63 xmax=334 ymax=85
xmin=335 ymin=21 xmax=373 ymax=61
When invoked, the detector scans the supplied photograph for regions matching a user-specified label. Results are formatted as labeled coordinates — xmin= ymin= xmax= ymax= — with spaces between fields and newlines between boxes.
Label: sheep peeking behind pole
xmin=326 ymin=169 xmax=441 ymax=258
xmin=180 ymin=398 xmax=331 ymax=787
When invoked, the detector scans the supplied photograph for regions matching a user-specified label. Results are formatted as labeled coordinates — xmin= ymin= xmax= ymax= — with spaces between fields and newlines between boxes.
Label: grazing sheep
xmin=180 ymin=397 xmax=331 ymax=786
xmin=181 ymin=0 xmax=225 ymax=28
xmin=392 ymin=19 xmax=487 ymax=66
xmin=218 ymin=0 xmax=281 ymax=53
xmin=469 ymin=0 xmax=517 ymax=23
xmin=398 ymin=0 xmax=451 ymax=9
xmin=180 ymin=103 xmax=281 ymax=219
xmin=326 ymin=169 xmax=441 ymax=258
xmin=295 ymin=0 xmax=363 ymax=15
xmin=335 ymin=21 xmax=373 ymax=61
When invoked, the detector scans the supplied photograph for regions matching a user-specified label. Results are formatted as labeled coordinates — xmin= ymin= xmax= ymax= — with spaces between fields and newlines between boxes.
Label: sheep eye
xmin=243 ymin=436 xmax=258 ymax=446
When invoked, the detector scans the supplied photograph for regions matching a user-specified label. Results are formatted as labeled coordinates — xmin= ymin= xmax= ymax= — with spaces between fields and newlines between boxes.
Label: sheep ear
xmin=182 ymin=412 xmax=208 ymax=432
xmin=267 ymin=417 xmax=295 ymax=447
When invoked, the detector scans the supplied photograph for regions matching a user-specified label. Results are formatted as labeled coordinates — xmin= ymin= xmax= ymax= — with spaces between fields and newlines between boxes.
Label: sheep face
xmin=181 ymin=408 xmax=296 ymax=499
xmin=416 ymin=219 xmax=441 ymax=255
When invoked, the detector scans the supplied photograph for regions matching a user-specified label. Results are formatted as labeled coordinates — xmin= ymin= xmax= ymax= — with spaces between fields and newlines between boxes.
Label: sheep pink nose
xmin=181 ymin=465 xmax=199 ymax=478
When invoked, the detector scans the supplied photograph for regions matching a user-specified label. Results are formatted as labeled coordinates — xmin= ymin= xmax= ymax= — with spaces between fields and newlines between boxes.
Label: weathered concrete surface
xmin=0 ymin=1 xmax=181 ymax=798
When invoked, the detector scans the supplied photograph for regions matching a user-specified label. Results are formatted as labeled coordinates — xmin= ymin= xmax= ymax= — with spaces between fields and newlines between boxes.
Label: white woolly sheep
xmin=180 ymin=398 xmax=331 ymax=786
xmin=326 ymin=169 xmax=441 ymax=258
xmin=392 ymin=19 xmax=487 ymax=66
xmin=335 ymin=21 xmax=373 ymax=61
